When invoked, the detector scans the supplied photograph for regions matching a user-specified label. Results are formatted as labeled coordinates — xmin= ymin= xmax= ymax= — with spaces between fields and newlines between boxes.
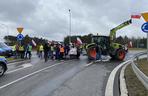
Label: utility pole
xmin=69 ymin=9 xmax=71 ymax=44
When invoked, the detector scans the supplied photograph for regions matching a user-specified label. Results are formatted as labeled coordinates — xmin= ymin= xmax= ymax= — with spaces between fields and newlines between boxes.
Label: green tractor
xmin=86 ymin=19 xmax=132 ymax=61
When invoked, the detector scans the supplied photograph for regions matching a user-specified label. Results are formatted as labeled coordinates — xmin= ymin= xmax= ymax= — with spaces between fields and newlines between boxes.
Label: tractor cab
xmin=91 ymin=36 xmax=110 ymax=55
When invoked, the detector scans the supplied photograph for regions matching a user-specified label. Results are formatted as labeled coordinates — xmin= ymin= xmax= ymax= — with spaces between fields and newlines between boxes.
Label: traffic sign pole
xmin=147 ymin=33 xmax=148 ymax=61
xmin=141 ymin=22 xmax=148 ymax=61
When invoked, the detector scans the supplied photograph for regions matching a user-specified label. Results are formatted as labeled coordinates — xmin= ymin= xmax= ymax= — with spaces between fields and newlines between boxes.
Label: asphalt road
xmin=0 ymin=51 xmax=140 ymax=96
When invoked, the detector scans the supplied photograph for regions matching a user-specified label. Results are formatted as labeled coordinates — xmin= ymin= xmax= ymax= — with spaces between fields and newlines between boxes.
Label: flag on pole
xmin=32 ymin=39 xmax=36 ymax=46
xmin=76 ymin=37 xmax=82 ymax=45
xmin=131 ymin=14 xmax=141 ymax=19
xmin=128 ymin=41 xmax=133 ymax=48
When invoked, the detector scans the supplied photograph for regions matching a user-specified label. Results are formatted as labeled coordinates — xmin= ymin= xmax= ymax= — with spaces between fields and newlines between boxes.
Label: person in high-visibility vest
xmin=12 ymin=44 xmax=17 ymax=58
xmin=39 ymin=44 xmax=44 ymax=59
xmin=25 ymin=44 xmax=32 ymax=59
xmin=50 ymin=44 xmax=54 ymax=60
xmin=19 ymin=45 xmax=25 ymax=59
xmin=60 ymin=45 xmax=65 ymax=60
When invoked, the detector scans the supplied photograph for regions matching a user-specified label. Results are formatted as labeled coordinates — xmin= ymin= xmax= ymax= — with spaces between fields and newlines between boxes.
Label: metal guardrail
xmin=105 ymin=52 xmax=147 ymax=96
xmin=131 ymin=52 xmax=148 ymax=90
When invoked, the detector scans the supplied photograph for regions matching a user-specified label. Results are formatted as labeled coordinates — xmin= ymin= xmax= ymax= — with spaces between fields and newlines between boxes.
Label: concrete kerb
xmin=105 ymin=60 xmax=131 ymax=96
xmin=120 ymin=63 xmax=130 ymax=96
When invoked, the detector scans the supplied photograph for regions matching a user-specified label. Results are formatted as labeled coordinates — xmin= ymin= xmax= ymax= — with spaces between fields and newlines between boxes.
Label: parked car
xmin=0 ymin=56 xmax=7 ymax=76
xmin=0 ymin=42 xmax=13 ymax=57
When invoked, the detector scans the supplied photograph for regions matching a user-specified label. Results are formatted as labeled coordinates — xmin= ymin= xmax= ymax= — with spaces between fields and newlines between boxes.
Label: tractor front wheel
xmin=116 ymin=49 xmax=126 ymax=61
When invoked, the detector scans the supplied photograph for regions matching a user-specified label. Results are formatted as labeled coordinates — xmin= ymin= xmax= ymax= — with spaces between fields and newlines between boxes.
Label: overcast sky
xmin=0 ymin=0 xmax=148 ymax=41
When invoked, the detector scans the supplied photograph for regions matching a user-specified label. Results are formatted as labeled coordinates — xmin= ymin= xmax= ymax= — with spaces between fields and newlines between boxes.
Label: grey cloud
xmin=0 ymin=0 xmax=147 ymax=41
xmin=0 ymin=0 xmax=40 ymax=22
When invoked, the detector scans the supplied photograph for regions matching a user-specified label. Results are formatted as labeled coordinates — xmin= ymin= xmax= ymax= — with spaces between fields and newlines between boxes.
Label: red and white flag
xmin=32 ymin=39 xmax=36 ymax=46
xmin=128 ymin=41 xmax=133 ymax=48
xmin=76 ymin=37 xmax=82 ymax=45
xmin=131 ymin=13 xmax=141 ymax=19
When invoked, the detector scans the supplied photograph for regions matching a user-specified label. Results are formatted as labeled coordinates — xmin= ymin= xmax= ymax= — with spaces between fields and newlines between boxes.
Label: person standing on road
xmin=53 ymin=44 xmax=56 ymax=60
xmin=25 ymin=44 xmax=32 ymax=59
xmin=12 ymin=44 xmax=17 ymax=58
xmin=76 ymin=46 xmax=80 ymax=59
xmin=43 ymin=43 xmax=49 ymax=62
xmin=19 ymin=44 xmax=25 ymax=59
xmin=64 ymin=44 xmax=70 ymax=59
xmin=39 ymin=44 xmax=44 ymax=59
xmin=48 ymin=43 xmax=51 ymax=59
xmin=60 ymin=45 xmax=64 ymax=60
xmin=95 ymin=43 xmax=102 ymax=60
xmin=50 ymin=44 xmax=54 ymax=60
xmin=55 ymin=44 xmax=60 ymax=60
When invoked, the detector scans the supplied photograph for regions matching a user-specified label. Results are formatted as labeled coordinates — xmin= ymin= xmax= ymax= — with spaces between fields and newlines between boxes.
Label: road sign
xmin=17 ymin=34 xmax=24 ymax=41
xmin=141 ymin=22 xmax=148 ymax=61
xmin=17 ymin=27 xmax=23 ymax=34
xmin=141 ymin=12 xmax=148 ymax=22
xmin=141 ymin=22 xmax=148 ymax=33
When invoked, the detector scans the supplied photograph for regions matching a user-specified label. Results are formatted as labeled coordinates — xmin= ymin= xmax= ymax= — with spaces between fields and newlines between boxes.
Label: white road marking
xmin=0 ymin=62 xmax=65 ymax=90
xmin=7 ymin=60 xmax=31 ymax=66
xmin=7 ymin=62 xmax=20 ymax=66
xmin=6 ymin=63 xmax=33 ymax=74
xmin=84 ymin=62 xmax=93 ymax=67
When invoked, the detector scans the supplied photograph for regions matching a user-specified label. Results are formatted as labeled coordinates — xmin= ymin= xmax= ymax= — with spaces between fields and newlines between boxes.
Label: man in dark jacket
xmin=55 ymin=44 xmax=60 ymax=60
xmin=96 ymin=43 xmax=102 ymax=60
xmin=43 ymin=43 xmax=49 ymax=62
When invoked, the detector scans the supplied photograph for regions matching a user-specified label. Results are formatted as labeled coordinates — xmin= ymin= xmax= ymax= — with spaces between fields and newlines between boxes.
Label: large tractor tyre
xmin=116 ymin=49 xmax=126 ymax=61
xmin=87 ymin=46 xmax=96 ymax=60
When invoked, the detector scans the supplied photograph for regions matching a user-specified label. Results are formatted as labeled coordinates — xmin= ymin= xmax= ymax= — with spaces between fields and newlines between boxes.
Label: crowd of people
xmin=12 ymin=43 xmax=32 ymax=59
xmin=12 ymin=41 xmax=103 ymax=62
xmin=11 ymin=41 xmax=82 ymax=62
xmin=37 ymin=42 xmax=81 ymax=62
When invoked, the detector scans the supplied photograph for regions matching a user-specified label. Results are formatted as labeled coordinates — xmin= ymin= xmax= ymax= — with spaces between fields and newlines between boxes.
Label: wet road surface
xmin=0 ymin=51 xmax=141 ymax=96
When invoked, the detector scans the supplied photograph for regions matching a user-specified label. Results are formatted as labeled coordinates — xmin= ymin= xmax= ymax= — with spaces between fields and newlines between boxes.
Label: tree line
xmin=4 ymin=34 xmax=147 ymax=48
xmin=4 ymin=35 xmax=47 ymax=46
xmin=64 ymin=34 xmax=147 ymax=48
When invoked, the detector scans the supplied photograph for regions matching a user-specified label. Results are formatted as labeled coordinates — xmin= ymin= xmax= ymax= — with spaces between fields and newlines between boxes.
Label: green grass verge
xmin=136 ymin=58 xmax=148 ymax=76
xmin=128 ymin=48 xmax=147 ymax=51
xmin=6 ymin=57 xmax=15 ymax=61
xmin=125 ymin=65 xmax=148 ymax=96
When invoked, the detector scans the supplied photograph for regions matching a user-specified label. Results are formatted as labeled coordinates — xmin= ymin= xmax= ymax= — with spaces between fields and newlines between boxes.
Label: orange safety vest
xmin=60 ymin=47 xmax=64 ymax=53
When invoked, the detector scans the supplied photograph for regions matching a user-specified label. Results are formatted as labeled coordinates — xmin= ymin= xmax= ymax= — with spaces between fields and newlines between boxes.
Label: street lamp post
xmin=69 ymin=9 xmax=71 ymax=44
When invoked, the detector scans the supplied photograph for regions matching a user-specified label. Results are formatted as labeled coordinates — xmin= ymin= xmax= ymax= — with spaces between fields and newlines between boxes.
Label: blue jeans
xmin=96 ymin=52 xmax=101 ymax=60
xmin=56 ymin=52 xmax=60 ymax=59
